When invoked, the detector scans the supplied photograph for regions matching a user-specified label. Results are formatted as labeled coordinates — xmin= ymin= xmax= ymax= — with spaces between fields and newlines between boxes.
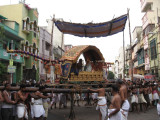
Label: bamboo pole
xmin=127 ymin=8 xmax=133 ymax=81
xmin=0 ymin=87 xmax=112 ymax=93
xmin=123 ymin=31 xmax=125 ymax=79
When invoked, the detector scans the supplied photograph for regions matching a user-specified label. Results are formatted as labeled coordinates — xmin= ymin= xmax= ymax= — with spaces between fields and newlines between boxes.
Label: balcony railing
xmin=141 ymin=0 xmax=153 ymax=12
xmin=142 ymin=11 xmax=154 ymax=29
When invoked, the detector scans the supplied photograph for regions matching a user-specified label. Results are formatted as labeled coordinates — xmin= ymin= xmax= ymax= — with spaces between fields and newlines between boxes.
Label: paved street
xmin=46 ymin=103 xmax=159 ymax=120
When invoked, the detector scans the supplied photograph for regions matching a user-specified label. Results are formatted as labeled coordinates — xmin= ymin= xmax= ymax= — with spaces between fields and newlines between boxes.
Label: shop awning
xmin=55 ymin=14 xmax=127 ymax=38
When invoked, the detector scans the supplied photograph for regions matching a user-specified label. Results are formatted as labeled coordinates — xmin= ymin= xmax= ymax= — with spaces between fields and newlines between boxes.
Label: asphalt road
xmin=46 ymin=103 xmax=159 ymax=120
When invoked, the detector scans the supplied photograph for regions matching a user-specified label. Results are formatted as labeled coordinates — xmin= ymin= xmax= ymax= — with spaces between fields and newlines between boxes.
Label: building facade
xmin=140 ymin=0 xmax=160 ymax=78
xmin=39 ymin=18 xmax=64 ymax=82
xmin=39 ymin=27 xmax=52 ymax=81
xmin=0 ymin=15 xmax=24 ymax=83
xmin=0 ymin=3 xmax=40 ymax=82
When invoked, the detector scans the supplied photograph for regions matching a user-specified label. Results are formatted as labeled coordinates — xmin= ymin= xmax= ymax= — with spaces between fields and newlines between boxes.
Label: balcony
xmin=142 ymin=11 xmax=154 ymax=30
xmin=140 ymin=0 xmax=153 ymax=12
xmin=143 ymin=35 xmax=148 ymax=50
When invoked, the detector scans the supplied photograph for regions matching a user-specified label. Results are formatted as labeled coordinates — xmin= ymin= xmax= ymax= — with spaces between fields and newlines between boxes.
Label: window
xmin=33 ymin=43 xmax=36 ymax=54
xmin=143 ymin=24 xmax=155 ymax=36
xmin=22 ymin=20 xmax=25 ymax=30
xmin=15 ymin=45 xmax=19 ymax=50
xmin=34 ymin=28 xmax=36 ymax=38
xmin=26 ymin=18 xmax=30 ymax=30
xmin=9 ymin=43 xmax=12 ymax=50
xmin=25 ymin=41 xmax=28 ymax=51
xmin=21 ymin=44 xmax=24 ymax=51
xmin=137 ymin=49 xmax=144 ymax=65
xmin=45 ymin=42 xmax=50 ymax=51
xmin=30 ymin=24 xmax=32 ymax=30
xmin=150 ymin=38 xmax=157 ymax=60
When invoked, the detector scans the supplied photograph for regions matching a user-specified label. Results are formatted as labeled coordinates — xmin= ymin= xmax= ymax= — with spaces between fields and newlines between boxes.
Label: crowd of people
xmin=89 ymin=78 xmax=160 ymax=120
xmin=0 ymin=78 xmax=159 ymax=120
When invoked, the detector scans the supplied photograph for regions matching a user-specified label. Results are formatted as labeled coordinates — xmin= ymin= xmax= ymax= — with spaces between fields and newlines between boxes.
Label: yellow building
xmin=0 ymin=3 xmax=40 ymax=81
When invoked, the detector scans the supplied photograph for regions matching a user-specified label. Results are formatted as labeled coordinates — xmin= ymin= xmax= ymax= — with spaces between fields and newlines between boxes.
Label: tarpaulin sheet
xmin=55 ymin=14 xmax=127 ymax=38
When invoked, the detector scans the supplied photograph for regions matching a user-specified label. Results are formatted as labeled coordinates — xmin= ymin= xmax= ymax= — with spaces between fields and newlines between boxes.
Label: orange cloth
xmin=55 ymin=64 xmax=62 ymax=75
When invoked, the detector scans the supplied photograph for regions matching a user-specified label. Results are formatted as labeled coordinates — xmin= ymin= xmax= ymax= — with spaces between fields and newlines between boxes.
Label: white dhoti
xmin=17 ymin=103 xmax=28 ymax=119
xmin=108 ymin=109 xmax=126 ymax=120
xmin=92 ymin=93 xmax=98 ymax=100
xmin=131 ymin=95 xmax=138 ymax=104
xmin=96 ymin=97 xmax=107 ymax=120
xmin=149 ymin=93 xmax=153 ymax=102
xmin=33 ymin=104 xmax=45 ymax=118
xmin=30 ymin=104 xmax=34 ymax=118
xmin=122 ymin=100 xmax=130 ymax=119
xmin=157 ymin=103 xmax=160 ymax=115
xmin=153 ymin=93 xmax=159 ymax=100
xmin=138 ymin=94 xmax=147 ymax=103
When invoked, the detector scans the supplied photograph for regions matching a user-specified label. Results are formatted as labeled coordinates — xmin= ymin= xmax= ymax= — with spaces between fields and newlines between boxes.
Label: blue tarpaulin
xmin=55 ymin=14 xmax=127 ymax=38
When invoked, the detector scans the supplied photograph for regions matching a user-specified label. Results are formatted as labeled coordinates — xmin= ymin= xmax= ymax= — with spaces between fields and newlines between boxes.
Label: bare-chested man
xmin=88 ymin=84 xmax=107 ymax=120
xmin=144 ymin=85 xmax=150 ymax=110
xmin=108 ymin=84 xmax=122 ymax=120
xmin=0 ymin=90 xmax=4 ymax=120
xmin=117 ymin=79 xmax=130 ymax=119
xmin=16 ymin=84 xmax=29 ymax=120
xmin=32 ymin=86 xmax=52 ymax=120
xmin=148 ymin=84 xmax=153 ymax=106
xmin=2 ymin=83 xmax=17 ymax=120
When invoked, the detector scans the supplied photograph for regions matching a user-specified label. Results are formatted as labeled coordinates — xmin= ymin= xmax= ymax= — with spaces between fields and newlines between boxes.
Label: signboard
xmin=7 ymin=65 xmax=16 ymax=73
xmin=9 ymin=59 xmax=13 ymax=66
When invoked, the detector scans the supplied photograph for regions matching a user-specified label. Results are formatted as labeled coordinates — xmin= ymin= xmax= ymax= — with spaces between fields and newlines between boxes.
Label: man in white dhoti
xmin=92 ymin=93 xmax=98 ymax=106
xmin=108 ymin=84 xmax=123 ymax=120
xmin=118 ymin=79 xmax=130 ymax=119
xmin=88 ymin=84 xmax=107 ymax=120
xmin=153 ymin=85 xmax=159 ymax=105
xmin=131 ymin=88 xmax=139 ymax=112
xmin=33 ymin=86 xmax=52 ymax=120
xmin=16 ymin=84 xmax=29 ymax=120
xmin=157 ymin=99 xmax=160 ymax=120
xmin=50 ymin=93 xmax=59 ymax=109
xmin=59 ymin=93 xmax=67 ymax=108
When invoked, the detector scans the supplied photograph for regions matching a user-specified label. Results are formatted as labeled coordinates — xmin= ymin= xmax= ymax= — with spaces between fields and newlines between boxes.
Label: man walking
xmin=118 ymin=79 xmax=130 ymax=119
xmin=88 ymin=84 xmax=107 ymax=120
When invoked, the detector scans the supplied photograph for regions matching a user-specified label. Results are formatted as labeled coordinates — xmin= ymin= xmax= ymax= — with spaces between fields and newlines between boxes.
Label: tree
xmin=107 ymin=71 xmax=115 ymax=79
xmin=0 ymin=62 xmax=8 ymax=82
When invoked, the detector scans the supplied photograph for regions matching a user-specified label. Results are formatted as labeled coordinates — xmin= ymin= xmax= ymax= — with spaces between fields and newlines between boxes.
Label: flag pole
xmin=123 ymin=31 xmax=125 ymax=79
xmin=127 ymin=8 xmax=133 ymax=81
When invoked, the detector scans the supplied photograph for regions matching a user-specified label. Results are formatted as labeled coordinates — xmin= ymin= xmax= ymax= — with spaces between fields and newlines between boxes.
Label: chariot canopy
xmin=61 ymin=45 xmax=105 ymax=63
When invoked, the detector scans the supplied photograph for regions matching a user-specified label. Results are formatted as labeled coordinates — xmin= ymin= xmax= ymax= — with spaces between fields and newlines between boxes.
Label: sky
xmin=0 ymin=0 xmax=144 ymax=62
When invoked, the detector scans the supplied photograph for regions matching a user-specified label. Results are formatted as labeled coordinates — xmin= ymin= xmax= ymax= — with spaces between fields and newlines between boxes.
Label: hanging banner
xmin=55 ymin=14 xmax=127 ymax=38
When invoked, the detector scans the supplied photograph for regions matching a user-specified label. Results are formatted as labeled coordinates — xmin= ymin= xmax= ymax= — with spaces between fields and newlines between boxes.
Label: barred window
xmin=150 ymin=38 xmax=157 ymax=60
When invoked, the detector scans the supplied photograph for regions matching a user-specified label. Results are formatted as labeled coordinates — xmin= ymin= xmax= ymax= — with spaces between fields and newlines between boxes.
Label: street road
xmin=46 ymin=104 xmax=159 ymax=120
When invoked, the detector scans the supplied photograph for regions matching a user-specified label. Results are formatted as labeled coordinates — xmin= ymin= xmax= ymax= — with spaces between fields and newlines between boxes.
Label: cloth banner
xmin=55 ymin=14 xmax=127 ymax=38
xmin=61 ymin=61 xmax=72 ymax=79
